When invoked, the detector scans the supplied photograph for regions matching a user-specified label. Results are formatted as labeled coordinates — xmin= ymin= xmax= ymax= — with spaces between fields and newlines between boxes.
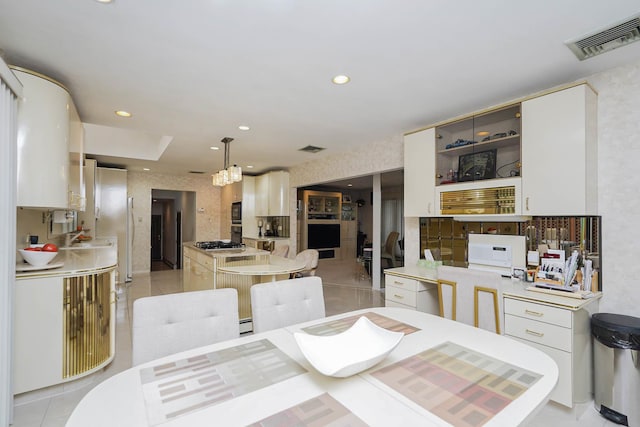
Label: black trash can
xmin=592 ymin=313 xmax=640 ymax=427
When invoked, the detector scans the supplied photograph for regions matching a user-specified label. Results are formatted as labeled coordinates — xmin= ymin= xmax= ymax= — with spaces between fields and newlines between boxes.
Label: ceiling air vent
xmin=299 ymin=145 xmax=326 ymax=153
xmin=566 ymin=15 xmax=640 ymax=61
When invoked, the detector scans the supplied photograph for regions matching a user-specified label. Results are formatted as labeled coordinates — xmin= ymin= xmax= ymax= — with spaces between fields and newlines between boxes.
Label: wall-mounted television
xmin=308 ymin=224 xmax=340 ymax=249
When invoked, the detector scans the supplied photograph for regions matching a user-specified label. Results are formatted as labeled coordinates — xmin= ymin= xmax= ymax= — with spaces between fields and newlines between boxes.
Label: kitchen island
xmin=14 ymin=247 xmax=118 ymax=394
xmin=182 ymin=243 xmax=303 ymax=332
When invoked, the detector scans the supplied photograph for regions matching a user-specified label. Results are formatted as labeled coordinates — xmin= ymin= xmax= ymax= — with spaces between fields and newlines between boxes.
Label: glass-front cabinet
xmin=435 ymin=104 xmax=521 ymax=185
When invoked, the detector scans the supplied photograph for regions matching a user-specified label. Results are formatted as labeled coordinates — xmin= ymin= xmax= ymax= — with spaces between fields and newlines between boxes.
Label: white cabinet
xmin=255 ymin=171 xmax=289 ymax=216
xmin=384 ymin=273 xmax=439 ymax=314
xmin=503 ymin=295 xmax=598 ymax=408
xmin=14 ymin=270 xmax=116 ymax=394
xmin=521 ymin=84 xmax=597 ymax=215
xmin=14 ymin=68 xmax=73 ymax=209
xmin=404 ymin=127 xmax=436 ymax=216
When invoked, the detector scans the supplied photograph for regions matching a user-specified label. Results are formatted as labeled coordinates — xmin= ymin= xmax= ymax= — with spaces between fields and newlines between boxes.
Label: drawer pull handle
xmin=394 ymin=294 xmax=404 ymax=299
xmin=393 ymin=281 xmax=404 ymax=285
xmin=525 ymin=309 xmax=543 ymax=317
xmin=526 ymin=329 xmax=544 ymax=337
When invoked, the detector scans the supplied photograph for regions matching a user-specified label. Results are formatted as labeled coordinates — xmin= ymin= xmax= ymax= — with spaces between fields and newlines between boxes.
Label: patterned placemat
xmin=371 ymin=342 xmax=541 ymax=427
xmin=248 ymin=393 xmax=367 ymax=427
xmin=301 ymin=312 xmax=420 ymax=336
xmin=140 ymin=339 xmax=306 ymax=425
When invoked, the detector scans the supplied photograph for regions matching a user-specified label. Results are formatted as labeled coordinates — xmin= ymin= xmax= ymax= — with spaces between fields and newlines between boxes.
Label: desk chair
xmin=132 ymin=289 xmax=239 ymax=366
xmin=381 ymin=231 xmax=399 ymax=268
xmin=250 ymin=276 xmax=326 ymax=333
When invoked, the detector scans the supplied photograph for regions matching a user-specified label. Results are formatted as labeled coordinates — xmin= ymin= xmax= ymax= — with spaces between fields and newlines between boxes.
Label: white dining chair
xmin=250 ymin=276 xmax=326 ymax=333
xmin=293 ymin=249 xmax=319 ymax=277
xmin=131 ymin=288 xmax=239 ymax=366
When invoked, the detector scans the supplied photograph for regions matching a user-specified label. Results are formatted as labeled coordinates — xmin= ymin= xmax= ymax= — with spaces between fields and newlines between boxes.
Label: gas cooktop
xmin=195 ymin=241 xmax=243 ymax=250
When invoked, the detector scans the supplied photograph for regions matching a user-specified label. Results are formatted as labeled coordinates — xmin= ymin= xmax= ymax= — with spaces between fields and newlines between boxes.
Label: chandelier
xmin=212 ymin=137 xmax=242 ymax=186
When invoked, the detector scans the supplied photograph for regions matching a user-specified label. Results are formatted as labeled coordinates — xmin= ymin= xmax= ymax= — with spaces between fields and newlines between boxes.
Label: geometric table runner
xmin=301 ymin=311 xmax=420 ymax=336
xmin=371 ymin=342 xmax=541 ymax=427
xmin=247 ymin=393 xmax=368 ymax=427
xmin=139 ymin=339 xmax=306 ymax=425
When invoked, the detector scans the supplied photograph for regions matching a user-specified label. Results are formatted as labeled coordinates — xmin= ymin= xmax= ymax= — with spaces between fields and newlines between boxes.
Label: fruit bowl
xmin=294 ymin=316 xmax=404 ymax=378
xmin=19 ymin=249 xmax=58 ymax=267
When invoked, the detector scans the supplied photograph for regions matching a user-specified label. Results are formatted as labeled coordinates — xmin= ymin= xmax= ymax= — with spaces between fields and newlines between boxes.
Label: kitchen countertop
xmin=184 ymin=242 xmax=269 ymax=257
xmin=242 ymin=236 xmax=290 ymax=241
xmin=16 ymin=247 xmax=118 ymax=279
xmin=385 ymin=264 xmax=602 ymax=310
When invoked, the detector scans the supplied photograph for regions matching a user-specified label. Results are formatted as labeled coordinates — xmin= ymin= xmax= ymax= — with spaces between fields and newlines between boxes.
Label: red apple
xmin=42 ymin=243 xmax=58 ymax=252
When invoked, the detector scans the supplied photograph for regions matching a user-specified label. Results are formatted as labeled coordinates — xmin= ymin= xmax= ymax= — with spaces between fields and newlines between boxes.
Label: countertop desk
xmin=67 ymin=307 xmax=558 ymax=427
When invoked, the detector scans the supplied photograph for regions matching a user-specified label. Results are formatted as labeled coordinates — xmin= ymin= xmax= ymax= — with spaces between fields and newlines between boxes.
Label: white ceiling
xmin=1 ymin=1 xmax=640 ymax=178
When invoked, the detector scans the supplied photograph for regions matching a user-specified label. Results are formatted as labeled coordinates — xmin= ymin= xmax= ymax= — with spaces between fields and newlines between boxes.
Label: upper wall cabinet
xmin=436 ymin=105 xmax=522 ymax=218
xmin=435 ymin=104 xmax=521 ymax=186
xmin=255 ymin=170 xmax=290 ymax=216
xmin=405 ymin=82 xmax=597 ymax=218
xmin=521 ymin=84 xmax=597 ymax=216
xmin=13 ymin=67 xmax=81 ymax=210
xmin=404 ymin=127 xmax=436 ymax=216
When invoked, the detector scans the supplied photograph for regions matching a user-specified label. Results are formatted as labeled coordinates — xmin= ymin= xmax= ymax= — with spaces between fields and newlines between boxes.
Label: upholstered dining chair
xmin=132 ymin=288 xmax=239 ymax=366
xmin=271 ymin=244 xmax=289 ymax=258
xmin=381 ymin=231 xmax=399 ymax=268
xmin=250 ymin=276 xmax=326 ymax=333
xmin=293 ymin=249 xmax=319 ymax=277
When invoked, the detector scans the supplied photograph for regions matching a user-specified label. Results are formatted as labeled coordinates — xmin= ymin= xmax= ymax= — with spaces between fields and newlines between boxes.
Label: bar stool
xmin=474 ymin=286 xmax=501 ymax=334
xmin=437 ymin=279 xmax=457 ymax=320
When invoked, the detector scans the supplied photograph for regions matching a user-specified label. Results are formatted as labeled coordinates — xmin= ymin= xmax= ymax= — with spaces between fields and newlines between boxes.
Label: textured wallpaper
xmin=288 ymin=137 xmax=404 ymax=255
xmin=588 ymin=60 xmax=640 ymax=316
xmin=128 ymin=171 xmax=221 ymax=274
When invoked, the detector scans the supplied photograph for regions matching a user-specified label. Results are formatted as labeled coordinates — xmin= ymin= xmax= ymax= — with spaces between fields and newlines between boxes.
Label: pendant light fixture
xmin=212 ymin=137 xmax=242 ymax=186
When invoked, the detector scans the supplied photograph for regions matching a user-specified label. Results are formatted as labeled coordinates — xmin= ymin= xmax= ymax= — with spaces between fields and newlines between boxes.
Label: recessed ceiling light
xmin=210 ymin=146 xmax=220 ymax=150
xmin=246 ymin=165 xmax=254 ymax=169
xmin=238 ymin=125 xmax=250 ymax=131
xmin=477 ymin=131 xmax=490 ymax=136
xmin=143 ymin=168 xmax=150 ymax=171
xmin=332 ymin=75 xmax=350 ymax=85
xmin=347 ymin=184 xmax=353 ymax=187
xmin=115 ymin=110 xmax=132 ymax=118
xmin=95 ymin=0 xmax=113 ymax=3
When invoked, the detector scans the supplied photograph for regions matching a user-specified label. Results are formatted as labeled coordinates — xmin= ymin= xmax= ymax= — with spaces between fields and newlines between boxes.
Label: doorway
xmin=151 ymin=214 xmax=162 ymax=261
xmin=150 ymin=189 xmax=196 ymax=271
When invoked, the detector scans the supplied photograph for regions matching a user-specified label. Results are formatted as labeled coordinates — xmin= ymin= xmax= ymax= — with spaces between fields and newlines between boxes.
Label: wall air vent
xmin=566 ymin=15 xmax=640 ymax=61
xmin=189 ymin=170 xmax=205 ymax=174
xmin=299 ymin=145 xmax=326 ymax=153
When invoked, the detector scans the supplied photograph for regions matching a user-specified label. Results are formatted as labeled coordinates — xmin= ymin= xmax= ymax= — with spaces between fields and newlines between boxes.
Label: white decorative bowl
xmin=19 ymin=249 xmax=58 ymax=267
xmin=294 ymin=316 xmax=404 ymax=378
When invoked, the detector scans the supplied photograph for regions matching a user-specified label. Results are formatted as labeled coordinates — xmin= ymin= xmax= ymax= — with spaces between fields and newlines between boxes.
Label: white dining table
xmin=66 ymin=307 xmax=558 ymax=427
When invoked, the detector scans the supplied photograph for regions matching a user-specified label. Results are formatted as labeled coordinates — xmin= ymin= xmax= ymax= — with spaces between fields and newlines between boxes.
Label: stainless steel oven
xmin=230 ymin=225 xmax=242 ymax=245
xmin=231 ymin=201 xmax=242 ymax=224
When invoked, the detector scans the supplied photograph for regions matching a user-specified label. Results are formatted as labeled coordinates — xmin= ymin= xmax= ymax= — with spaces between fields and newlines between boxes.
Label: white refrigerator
xmin=95 ymin=167 xmax=132 ymax=283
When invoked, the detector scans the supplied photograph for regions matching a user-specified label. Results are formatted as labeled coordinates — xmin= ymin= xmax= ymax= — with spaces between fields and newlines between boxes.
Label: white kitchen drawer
xmin=385 ymin=299 xmax=414 ymax=310
xmin=505 ymin=314 xmax=572 ymax=352
xmin=507 ymin=335 xmax=573 ymax=407
xmin=385 ymin=275 xmax=420 ymax=292
xmin=504 ymin=298 xmax=571 ymax=328
xmin=386 ymin=286 xmax=417 ymax=308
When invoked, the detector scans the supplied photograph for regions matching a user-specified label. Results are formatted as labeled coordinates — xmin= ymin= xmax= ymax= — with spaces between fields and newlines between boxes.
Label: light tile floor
xmin=10 ymin=259 xmax=617 ymax=426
